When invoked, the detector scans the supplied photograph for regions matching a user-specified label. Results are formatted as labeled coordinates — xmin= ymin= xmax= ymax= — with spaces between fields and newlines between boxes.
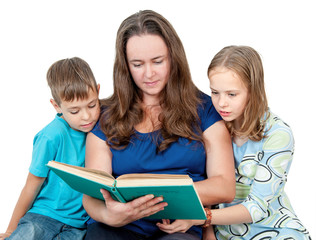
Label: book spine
xmin=111 ymin=180 xmax=126 ymax=203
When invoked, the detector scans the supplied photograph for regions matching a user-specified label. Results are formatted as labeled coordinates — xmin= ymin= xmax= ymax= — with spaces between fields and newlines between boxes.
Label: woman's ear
xmin=97 ymin=83 xmax=100 ymax=95
xmin=50 ymin=99 xmax=62 ymax=114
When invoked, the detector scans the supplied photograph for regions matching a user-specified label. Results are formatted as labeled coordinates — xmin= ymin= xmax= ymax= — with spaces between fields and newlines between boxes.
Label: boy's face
xmin=51 ymin=85 xmax=100 ymax=133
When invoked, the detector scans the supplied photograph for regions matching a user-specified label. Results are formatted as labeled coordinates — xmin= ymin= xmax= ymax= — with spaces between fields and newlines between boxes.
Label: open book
xmin=46 ymin=161 xmax=206 ymax=220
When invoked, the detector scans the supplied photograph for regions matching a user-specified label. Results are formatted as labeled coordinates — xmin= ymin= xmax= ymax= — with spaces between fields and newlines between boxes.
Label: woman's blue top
xmin=91 ymin=92 xmax=222 ymax=237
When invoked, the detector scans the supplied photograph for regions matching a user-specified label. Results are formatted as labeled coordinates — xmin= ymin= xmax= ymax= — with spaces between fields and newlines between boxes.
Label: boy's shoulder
xmin=34 ymin=115 xmax=71 ymax=141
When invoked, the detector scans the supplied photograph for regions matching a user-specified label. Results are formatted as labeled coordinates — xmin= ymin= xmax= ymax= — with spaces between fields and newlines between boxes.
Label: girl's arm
xmin=82 ymin=132 xmax=167 ymax=227
xmin=0 ymin=173 xmax=45 ymax=239
xmin=206 ymin=123 xmax=293 ymax=229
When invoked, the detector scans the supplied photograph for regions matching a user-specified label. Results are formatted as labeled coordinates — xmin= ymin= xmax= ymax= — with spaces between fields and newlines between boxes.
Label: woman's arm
xmin=82 ymin=132 xmax=167 ymax=227
xmin=0 ymin=173 xmax=45 ymax=239
xmin=195 ymin=120 xmax=235 ymax=205
xmin=157 ymin=120 xmax=235 ymax=234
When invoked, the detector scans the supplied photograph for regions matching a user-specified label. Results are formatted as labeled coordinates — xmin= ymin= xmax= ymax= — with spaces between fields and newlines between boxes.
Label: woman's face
xmin=208 ymin=67 xmax=249 ymax=129
xmin=126 ymin=34 xmax=170 ymax=104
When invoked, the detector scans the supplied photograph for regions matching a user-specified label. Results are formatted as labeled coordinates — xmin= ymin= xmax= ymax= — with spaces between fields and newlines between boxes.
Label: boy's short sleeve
xmin=198 ymin=93 xmax=222 ymax=132
xmin=29 ymin=133 xmax=58 ymax=177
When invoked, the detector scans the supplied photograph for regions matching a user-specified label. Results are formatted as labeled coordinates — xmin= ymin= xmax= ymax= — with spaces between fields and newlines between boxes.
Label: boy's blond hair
xmin=47 ymin=57 xmax=98 ymax=106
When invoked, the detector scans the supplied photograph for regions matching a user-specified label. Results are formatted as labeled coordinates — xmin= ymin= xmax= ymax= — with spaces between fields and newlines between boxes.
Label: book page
xmin=116 ymin=173 xmax=193 ymax=187
xmin=47 ymin=161 xmax=115 ymax=185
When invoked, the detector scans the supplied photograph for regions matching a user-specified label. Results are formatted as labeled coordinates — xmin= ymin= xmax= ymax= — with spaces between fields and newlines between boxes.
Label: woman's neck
xmin=135 ymin=104 xmax=162 ymax=133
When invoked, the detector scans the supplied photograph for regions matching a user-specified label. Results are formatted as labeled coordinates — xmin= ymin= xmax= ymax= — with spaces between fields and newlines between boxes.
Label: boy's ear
xmin=50 ymin=99 xmax=62 ymax=114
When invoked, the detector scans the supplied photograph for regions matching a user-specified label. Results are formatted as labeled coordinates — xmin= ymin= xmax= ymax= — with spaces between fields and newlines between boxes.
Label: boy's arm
xmin=0 ymin=173 xmax=45 ymax=239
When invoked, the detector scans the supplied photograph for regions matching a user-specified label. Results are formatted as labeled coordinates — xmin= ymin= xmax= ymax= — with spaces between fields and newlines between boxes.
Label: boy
xmin=0 ymin=57 xmax=100 ymax=240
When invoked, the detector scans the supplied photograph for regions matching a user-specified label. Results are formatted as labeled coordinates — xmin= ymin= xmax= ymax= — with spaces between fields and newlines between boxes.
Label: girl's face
xmin=126 ymin=34 xmax=170 ymax=105
xmin=208 ymin=67 xmax=249 ymax=129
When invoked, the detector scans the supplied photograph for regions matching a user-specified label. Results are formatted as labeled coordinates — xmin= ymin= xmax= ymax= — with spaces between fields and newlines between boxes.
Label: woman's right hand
xmin=100 ymin=189 xmax=168 ymax=227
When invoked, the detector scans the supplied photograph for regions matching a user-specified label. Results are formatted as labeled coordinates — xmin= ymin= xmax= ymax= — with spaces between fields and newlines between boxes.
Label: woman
xmin=83 ymin=10 xmax=235 ymax=240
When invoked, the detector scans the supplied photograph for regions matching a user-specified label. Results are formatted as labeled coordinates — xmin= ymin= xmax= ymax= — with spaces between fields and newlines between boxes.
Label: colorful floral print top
xmin=215 ymin=111 xmax=311 ymax=240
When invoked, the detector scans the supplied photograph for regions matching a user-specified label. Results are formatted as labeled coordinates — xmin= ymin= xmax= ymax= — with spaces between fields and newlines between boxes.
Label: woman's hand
xmin=101 ymin=189 xmax=168 ymax=227
xmin=156 ymin=219 xmax=205 ymax=234
xmin=203 ymin=225 xmax=216 ymax=240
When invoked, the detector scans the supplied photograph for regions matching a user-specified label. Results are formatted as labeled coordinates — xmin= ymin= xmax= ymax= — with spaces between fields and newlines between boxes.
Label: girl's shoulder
xmin=264 ymin=111 xmax=292 ymax=133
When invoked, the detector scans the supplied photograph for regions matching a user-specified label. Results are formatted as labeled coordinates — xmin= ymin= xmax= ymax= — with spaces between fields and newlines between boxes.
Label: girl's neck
xmin=232 ymin=117 xmax=243 ymax=131
xmin=232 ymin=118 xmax=248 ymax=147
xmin=233 ymin=135 xmax=248 ymax=147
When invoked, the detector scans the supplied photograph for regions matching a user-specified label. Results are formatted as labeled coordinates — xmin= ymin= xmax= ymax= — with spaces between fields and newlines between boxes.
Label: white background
xmin=1 ymin=0 xmax=315 ymax=238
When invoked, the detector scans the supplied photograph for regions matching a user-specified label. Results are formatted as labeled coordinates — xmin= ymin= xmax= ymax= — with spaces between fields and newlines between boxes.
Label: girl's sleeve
xmin=241 ymin=121 xmax=294 ymax=223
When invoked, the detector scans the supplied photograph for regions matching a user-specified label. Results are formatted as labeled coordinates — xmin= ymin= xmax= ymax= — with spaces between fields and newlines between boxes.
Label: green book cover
xmin=46 ymin=161 xmax=206 ymax=220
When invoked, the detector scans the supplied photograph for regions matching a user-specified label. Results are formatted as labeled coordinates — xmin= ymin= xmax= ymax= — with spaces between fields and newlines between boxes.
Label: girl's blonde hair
xmin=208 ymin=45 xmax=268 ymax=141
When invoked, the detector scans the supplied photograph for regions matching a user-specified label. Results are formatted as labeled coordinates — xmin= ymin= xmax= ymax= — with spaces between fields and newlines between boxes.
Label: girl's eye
xmin=70 ymin=111 xmax=79 ymax=115
xmin=89 ymin=104 xmax=96 ymax=108
xmin=228 ymin=93 xmax=236 ymax=97
xmin=211 ymin=91 xmax=219 ymax=95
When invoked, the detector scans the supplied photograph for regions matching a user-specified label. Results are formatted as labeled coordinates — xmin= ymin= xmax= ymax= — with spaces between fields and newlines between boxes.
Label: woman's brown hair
xmin=100 ymin=10 xmax=203 ymax=151
xmin=207 ymin=45 xmax=268 ymax=141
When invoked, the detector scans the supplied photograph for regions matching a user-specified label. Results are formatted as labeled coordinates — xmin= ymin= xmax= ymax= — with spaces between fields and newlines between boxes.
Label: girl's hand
xmin=156 ymin=219 xmax=205 ymax=234
xmin=0 ymin=232 xmax=12 ymax=240
xmin=101 ymin=189 xmax=168 ymax=227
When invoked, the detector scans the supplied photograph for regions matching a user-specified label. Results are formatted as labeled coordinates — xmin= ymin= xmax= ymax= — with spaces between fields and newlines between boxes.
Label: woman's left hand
xmin=157 ymin=219 xmax=204 ymax=234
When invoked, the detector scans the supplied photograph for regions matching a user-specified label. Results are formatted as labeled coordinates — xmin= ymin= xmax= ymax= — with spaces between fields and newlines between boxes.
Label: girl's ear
xmin=50 ymin=99 xmax=62 ymax=114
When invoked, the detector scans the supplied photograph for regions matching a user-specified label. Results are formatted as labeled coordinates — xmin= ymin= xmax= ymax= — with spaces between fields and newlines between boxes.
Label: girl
xmin=204 ymin=45 xmax=310 ymax=239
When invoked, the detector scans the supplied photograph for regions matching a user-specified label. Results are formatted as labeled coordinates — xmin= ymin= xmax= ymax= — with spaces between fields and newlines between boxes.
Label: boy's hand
xmin=0 ymin=232 xmax=12 ymax=240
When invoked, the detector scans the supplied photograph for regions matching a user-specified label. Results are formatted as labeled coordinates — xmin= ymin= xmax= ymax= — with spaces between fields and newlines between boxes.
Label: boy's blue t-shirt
xmin=28 ymin=114 xmax=89 ymax=228
xmin=91 ymin=92 xmax=222 ymax=237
